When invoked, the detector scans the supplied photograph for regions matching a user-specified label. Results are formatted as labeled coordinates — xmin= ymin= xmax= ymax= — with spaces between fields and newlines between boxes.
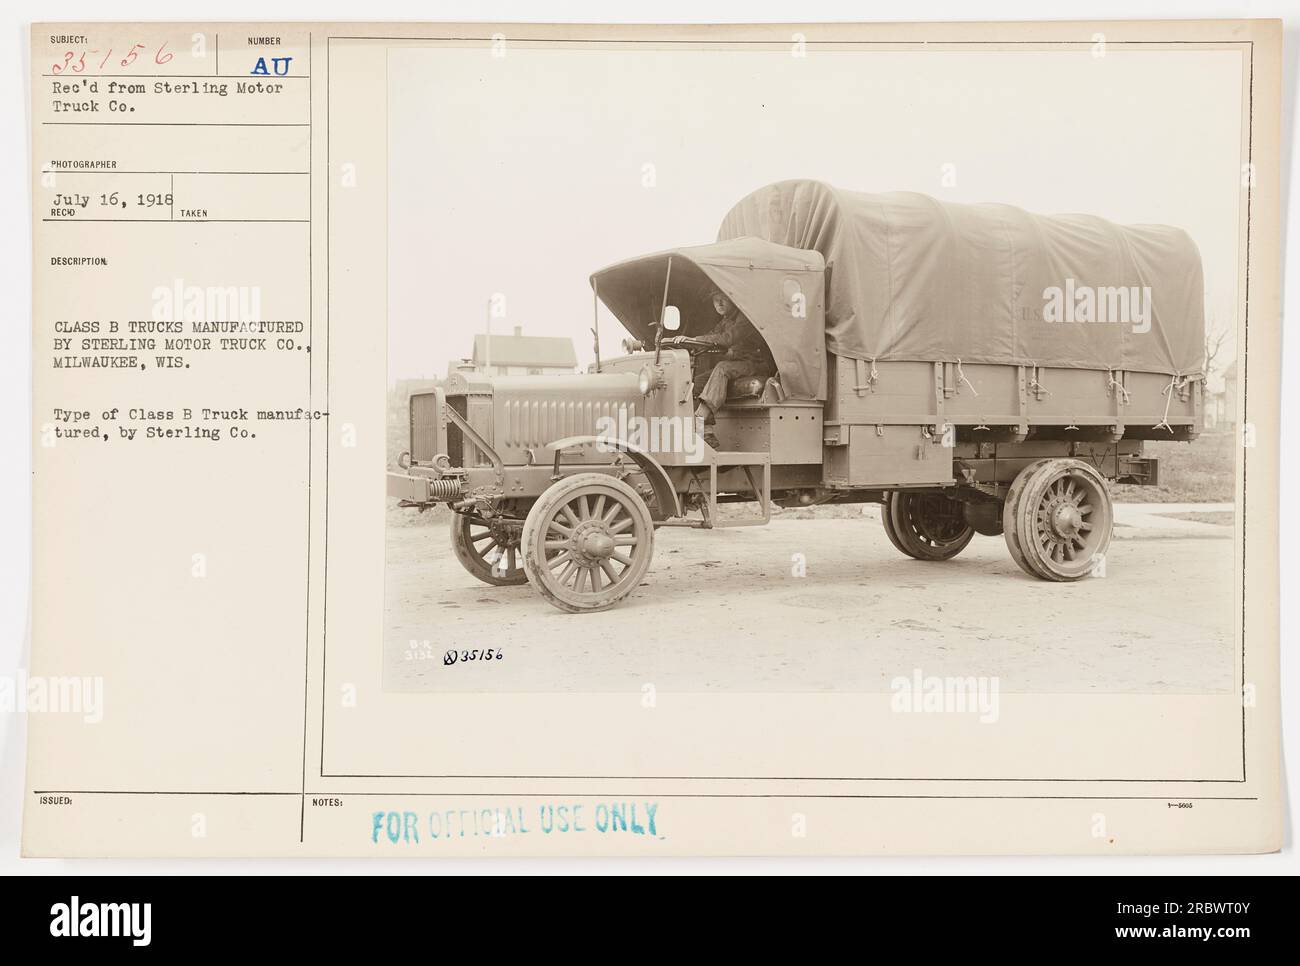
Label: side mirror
xmin=660 ymin=305 xmax=681 ymax=332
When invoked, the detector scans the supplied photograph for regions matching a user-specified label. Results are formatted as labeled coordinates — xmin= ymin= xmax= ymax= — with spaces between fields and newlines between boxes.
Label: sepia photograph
xmin=383 ymin=41 xmax=1239 ymax=697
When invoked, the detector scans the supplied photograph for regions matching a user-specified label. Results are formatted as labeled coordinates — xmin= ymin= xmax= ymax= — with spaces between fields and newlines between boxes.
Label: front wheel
xmin=450 ymin=512 xmax=528 ymax=586
xmin=522 ymin=473 xmax=655 ymax=613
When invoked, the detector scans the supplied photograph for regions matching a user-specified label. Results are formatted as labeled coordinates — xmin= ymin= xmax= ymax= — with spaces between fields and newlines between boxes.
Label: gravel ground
xmin=384 ymin=505 xmax=1235 ymax=695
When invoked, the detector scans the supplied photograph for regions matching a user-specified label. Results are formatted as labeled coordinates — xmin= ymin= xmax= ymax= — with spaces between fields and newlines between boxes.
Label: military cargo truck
xmin=389 ymin=180 xmax=1204 ymax=612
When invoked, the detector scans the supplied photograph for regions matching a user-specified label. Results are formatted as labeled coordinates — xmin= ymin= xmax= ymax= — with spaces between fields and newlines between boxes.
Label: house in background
xmin=469 ymin=326 xmax=578 ymax=376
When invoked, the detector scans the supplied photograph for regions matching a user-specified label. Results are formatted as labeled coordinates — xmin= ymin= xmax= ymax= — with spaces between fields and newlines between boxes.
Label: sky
xmin=387 ymin=44 xmax=1245 ymax=383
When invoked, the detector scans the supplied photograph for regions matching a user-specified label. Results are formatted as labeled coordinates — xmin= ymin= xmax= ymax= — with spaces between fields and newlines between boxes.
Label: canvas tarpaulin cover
xmin=591 ymin=237 xmax=827 ymax=399
xmin=717 ymin=180 xmax=1205 ymax=376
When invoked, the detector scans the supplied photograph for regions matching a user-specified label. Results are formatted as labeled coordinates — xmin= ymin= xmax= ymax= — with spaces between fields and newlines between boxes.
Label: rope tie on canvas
xmin=1107 ymin=370 xmax=1131 ymax=406
xmin=1027 ymin=362 xmax=1051 ymax=397
xmin=1153 ymin=373 xmax=1186 ymax=434
xmin=955 ymin=358 xmax=979 ymax=397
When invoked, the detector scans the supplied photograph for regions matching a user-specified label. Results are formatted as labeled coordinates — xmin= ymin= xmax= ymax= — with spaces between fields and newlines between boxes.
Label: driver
xmin=666 ymin=291 xmax=774 ymax=447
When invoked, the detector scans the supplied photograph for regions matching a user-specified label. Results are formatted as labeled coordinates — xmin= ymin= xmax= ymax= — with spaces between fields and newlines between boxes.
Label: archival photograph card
xmin=23 ymin=18 xmax=1282 ymax=857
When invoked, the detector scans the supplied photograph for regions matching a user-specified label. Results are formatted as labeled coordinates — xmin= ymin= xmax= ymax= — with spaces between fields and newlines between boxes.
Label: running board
xmin=657 ymin=450 xmax=772 ymax=529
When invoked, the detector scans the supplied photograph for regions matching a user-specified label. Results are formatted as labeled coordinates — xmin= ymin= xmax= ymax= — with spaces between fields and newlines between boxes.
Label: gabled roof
xmin=471 ymin=334 xmax=577 ymax=369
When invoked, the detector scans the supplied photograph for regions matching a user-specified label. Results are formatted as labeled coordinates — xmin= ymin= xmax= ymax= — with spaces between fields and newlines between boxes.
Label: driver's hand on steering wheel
xmin=662 ymin=335 xmax=685 ymax=346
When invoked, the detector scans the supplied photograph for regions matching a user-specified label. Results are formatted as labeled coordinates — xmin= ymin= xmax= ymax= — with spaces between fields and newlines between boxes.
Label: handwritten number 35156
xmin=53 ymin=42 xmax=173 ymax=74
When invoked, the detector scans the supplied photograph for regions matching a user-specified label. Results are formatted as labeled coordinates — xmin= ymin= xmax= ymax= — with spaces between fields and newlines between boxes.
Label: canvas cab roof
xmin=590 ymin=238 xmax=827 ymax=399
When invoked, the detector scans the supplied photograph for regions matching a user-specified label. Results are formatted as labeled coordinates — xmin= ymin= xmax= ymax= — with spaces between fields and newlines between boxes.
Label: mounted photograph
xmin=20 ymin=17 xmax=1282 ymax=863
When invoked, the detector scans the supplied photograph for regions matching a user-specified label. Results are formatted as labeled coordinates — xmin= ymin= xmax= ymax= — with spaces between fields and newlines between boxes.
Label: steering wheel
xmin=664 ymin=336 xmax=722 ymax=355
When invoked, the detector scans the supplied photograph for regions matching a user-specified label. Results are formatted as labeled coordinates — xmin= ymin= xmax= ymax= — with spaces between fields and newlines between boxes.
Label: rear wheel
xmin=522 ymin=473 xmax=655 ymax=613
xmin=1004 ymin=458 xmax=1113 ymax=580
xmin=450 ymin=512 xmax=528 ymax=586
xmin=884 ymin=492 xmax=975 ymax=561
xmin=1002 ymin=459 xmax=1054 ymax=578
xmin=879 ymin=499 xmax=911 ymax=556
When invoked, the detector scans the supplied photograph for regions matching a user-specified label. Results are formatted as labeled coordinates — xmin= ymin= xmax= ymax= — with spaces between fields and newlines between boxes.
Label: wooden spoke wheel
xmin=1002 ymin=458 xmax=1054 ymax=579
xmin=450 ymin=512 xmax=528 ymax=586
xmin=522 ymin=473 xmax=655 ymax=613
xmin=1003 ymin=458 xmax=1113 ymax=581
xmin=884 ymin=492 xmax=975 ymax=561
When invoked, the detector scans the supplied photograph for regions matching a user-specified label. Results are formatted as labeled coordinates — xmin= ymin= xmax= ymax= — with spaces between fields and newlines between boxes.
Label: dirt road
xmin=384 ymin=505 xmax=1235 ymax=694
